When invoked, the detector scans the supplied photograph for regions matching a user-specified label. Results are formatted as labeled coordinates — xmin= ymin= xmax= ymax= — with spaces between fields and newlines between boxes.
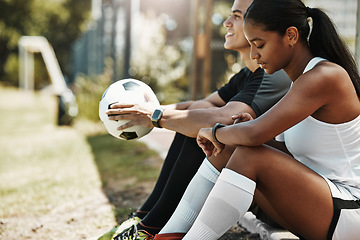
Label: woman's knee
xmin=208 ymin=145 xmax=236 ymax=171
xmin=225 ymin=145 xmax=267 ymax=180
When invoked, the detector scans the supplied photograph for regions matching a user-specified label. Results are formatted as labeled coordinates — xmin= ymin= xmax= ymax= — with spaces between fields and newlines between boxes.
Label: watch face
xmin=152 ymin=109 xmax=162 ymax=120
xmin=151 ymin=109 xmax=163 ymax=128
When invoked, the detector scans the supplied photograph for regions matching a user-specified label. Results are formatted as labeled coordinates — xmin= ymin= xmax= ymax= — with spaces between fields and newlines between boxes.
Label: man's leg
xmin=97 ymin=133 xmax=187 ymax=240
xmin=156 ymin=158 xmax=219 ymax=236
xmin=138 ymin=136 xmax=206 ymax=234
xmin=153 ymin=146 xmax=235 ymax=238
xmin=136 ymin=132 xmax=187 ymax=218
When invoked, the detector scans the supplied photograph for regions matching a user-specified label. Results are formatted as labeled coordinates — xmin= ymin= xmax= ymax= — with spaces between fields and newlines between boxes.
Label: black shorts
xmin=322 ymin=176 xmax=360 ymax=240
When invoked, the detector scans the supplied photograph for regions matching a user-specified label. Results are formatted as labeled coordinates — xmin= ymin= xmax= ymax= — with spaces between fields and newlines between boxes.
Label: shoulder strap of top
xmin=303 ymin=57 xmax=327 ymax=74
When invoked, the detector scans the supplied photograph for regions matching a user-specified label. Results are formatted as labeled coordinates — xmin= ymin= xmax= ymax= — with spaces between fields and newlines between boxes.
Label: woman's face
xmin=243 ymin=21 xmax=291 ymax=74
xmin=223 ymin=0 xmax=252 ymax=51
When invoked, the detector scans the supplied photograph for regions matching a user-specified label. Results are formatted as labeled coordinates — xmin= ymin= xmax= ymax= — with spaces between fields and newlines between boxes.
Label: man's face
xmin=223 ymin=0 xmax=252 ymax=51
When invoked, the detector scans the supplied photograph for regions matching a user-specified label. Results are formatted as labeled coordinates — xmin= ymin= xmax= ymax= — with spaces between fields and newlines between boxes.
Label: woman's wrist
xmin=212 ymin=123 xmax=226 ymax=144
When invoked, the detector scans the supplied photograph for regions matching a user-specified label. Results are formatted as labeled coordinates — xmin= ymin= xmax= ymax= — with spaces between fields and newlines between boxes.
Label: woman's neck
xmin=284 ymin=45 xmax=314 ymax=81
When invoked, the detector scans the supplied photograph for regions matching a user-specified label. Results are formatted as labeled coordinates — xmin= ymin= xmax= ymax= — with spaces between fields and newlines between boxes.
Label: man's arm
xmin=107 ymin=91 xmax=256 ymax=138
xmin=165 ymin=91 xmax=226 ymax=111
xmin=159 ymin=97 xmax=255 ymax=137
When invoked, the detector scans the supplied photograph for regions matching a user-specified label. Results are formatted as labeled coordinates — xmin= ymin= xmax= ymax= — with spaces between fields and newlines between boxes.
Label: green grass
xmin=0 ymin=86 xmax=162 ymax=219
xmin=88 ymin=134 xmax=161 ymax=185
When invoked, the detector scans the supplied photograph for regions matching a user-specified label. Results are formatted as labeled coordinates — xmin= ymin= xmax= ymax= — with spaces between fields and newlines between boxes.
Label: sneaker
xmin=153 ymin=233 xmax=185 ymax=240
xmin=113 ymin=224 xmax=154 ymax=240
xmin=97 ymin=213 xmax=141 ymax=240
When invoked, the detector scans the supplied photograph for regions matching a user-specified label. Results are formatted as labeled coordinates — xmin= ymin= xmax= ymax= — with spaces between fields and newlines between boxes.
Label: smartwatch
xmin=151 ymin=108 xmax=164 ymax=128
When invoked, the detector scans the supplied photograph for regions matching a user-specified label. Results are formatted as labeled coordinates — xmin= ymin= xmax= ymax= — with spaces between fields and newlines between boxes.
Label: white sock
xmin=183 ymin=168 xmax=256 ymax=240
xmin=159 ymin=158 xmax=220 ymax=234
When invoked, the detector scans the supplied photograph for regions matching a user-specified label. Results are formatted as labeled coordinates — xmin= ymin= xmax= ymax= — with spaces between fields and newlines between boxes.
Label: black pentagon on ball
xmin=122 ymin=81 xmax=141 ymax=91
xmin=120 ymin=131 xmax=139 ymax=140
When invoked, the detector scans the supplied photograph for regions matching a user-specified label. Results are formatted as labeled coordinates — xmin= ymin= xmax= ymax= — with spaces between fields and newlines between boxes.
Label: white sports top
xmin=283 ymin=57 xmax=360 ymax=198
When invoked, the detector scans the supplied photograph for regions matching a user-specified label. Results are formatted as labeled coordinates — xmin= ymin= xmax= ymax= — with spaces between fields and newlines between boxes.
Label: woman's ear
xmin=286 ymin=26 xmax=299 ymax=47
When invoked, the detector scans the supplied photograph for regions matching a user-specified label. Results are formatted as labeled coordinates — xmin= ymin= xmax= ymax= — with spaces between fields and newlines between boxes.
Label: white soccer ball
xmin=99 ymin=78 xmax=160 ymax=140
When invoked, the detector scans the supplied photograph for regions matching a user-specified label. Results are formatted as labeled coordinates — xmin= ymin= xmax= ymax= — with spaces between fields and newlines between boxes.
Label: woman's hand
xmin=106 ymin=102 xmax=156 ymax=130
xmin=197 ymin=127 xmax=225 ymax=157
xmin=232 ymin=112 xmax=254 ymax=124
xmin=197 ymin=113 xmax=254 ymax=157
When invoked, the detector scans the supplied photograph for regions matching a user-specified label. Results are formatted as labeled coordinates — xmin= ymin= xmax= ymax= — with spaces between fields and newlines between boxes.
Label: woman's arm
xmin=198 ymin=64 xmax=341 ymax=156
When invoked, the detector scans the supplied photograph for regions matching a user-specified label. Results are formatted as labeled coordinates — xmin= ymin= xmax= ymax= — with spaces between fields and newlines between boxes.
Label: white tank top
xmin=284 ymin=57 xmax=360 ymax=198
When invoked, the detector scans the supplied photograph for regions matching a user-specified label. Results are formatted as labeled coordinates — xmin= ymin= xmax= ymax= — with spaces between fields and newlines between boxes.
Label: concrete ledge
xmin=238 ymin=212 xmax=299 ymax=240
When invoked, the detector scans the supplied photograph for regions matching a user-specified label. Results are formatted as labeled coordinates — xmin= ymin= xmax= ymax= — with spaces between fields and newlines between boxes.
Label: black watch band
xmin=151 ymin=108 xmax=164 ymax=128
xmin=212 ymin=123 xmax=226 ymax=144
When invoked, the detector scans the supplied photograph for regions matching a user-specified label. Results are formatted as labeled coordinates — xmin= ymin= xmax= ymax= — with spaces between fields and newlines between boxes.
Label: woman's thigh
xmin=226 ymin=145 xmax=333 ymax=240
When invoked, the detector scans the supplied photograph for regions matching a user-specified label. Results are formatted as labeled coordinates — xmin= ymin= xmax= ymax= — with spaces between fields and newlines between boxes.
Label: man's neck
xmin=239 ymin=48 xmax=259 ymax=72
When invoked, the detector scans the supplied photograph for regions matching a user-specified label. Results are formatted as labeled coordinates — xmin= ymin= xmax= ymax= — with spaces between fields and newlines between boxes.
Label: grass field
xmin=0 ymin=86 xmax=163 ymax=239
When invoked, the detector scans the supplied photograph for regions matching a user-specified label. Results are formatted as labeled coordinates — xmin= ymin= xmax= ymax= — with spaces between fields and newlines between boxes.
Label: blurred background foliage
xmin=0 ymin=0 xmax=241 ymax=123
xmin=0 ymin=0 xmax=358 ymax=124
xmin=0 ymin=0 xmax=91 ymax=86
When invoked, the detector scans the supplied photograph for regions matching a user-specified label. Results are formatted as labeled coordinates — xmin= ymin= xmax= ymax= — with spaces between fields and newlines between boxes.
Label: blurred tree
xmin=0 ymin=0 xmax=30 ymax=83
xmin=128 ymin=0 xmax=237 ymax=102
xmin=129 ymin=12 xmax=188 ymax=104
xmin=0 ymin=0 xmax=91 ymax=86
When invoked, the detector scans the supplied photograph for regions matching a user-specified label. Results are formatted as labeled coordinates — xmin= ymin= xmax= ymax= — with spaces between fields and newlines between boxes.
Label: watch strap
xmin=212 ymin=123 xmax=226 ymax=144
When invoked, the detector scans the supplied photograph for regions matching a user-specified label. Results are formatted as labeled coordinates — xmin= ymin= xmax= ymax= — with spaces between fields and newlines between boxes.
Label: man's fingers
xmin=117 ymin=121 xmax=134 ymax=130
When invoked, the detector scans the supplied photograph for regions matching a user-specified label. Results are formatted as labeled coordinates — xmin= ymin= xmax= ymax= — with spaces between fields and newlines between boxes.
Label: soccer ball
xmin=99 ymin=79 xmax=160 ymax=140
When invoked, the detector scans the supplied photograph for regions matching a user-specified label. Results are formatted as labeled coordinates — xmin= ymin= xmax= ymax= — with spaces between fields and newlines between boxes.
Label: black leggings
xmin=138 ymin=132 xmax=205 ymax=234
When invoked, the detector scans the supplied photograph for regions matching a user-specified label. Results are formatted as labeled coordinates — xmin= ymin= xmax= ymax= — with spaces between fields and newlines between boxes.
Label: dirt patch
xmin=0 ymin=183 xmax=153 ymax=240
xmin=220 ymin=225 xmax=260 ymax=240
xmin=0 ymin=190 xmax=114 ymax=240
